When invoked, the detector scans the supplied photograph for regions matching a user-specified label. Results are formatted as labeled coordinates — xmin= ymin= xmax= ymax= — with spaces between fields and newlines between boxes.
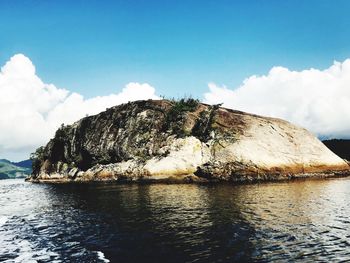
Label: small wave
xmin=96 ymin=251 xmax=110 ymax=262
xmin=0 ymin=216 xmax=8 ymax=226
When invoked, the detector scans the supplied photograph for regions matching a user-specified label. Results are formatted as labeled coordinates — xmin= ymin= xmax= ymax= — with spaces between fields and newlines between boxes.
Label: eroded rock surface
xmin=27 ymin=99 xmax=350 ymax=183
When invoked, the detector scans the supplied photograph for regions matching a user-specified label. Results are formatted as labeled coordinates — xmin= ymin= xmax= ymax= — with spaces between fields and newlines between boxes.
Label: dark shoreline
xmin=26 ymin=171 xmax=350 ymax=186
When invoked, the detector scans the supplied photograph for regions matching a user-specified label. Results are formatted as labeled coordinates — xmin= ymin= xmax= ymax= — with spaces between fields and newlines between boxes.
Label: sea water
xmin=1 ymin=178 xmax=350 ymax=262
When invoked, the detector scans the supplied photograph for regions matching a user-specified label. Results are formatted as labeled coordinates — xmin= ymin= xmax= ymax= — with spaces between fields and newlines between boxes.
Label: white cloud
xmin=4 ymin=53 xmax=350 ymax=160
xmin=204 ymin=60 xmax=350 ymax=139
xmin=0 ymin=54 xmax=159 ymax=160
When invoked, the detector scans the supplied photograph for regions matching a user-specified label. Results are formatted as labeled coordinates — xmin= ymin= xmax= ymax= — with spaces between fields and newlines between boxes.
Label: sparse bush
xmin=169 ymin=97 xmax=199 ymax=113
xmin=166 ymin=97 xmax=199 ymax=122
xmin=163 ymin=97 xmax=199 ymax=135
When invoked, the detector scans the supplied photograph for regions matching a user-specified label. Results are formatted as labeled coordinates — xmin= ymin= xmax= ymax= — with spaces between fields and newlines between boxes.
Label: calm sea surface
xmin=0 ymin=178 xmax=350 ymax=262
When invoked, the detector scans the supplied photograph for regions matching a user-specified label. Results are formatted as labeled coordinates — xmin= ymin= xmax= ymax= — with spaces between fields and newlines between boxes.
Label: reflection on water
xmin=1 ymin=178 xmax=350 ymax=262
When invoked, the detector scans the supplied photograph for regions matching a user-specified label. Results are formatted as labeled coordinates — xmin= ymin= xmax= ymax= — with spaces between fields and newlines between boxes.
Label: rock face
xmin=27 ymin=99 xmax=349 ymax=183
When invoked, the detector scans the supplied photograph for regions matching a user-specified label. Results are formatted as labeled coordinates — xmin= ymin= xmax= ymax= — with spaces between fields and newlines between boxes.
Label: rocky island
xmin=27 ymin=99 xmax=350 ymax=183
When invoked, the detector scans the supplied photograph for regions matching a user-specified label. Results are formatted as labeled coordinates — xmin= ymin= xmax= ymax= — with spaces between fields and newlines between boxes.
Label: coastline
xmin=26 ymin=170 xmax=350 ymax=185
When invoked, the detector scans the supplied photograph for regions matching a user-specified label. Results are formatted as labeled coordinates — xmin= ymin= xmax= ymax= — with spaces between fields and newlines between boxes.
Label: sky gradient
xmin=1 ymin=0 xmax=350 ymax=98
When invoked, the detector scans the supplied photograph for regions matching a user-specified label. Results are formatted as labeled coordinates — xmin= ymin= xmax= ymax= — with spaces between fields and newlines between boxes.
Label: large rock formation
xmin=27 ymin=99 xmax=349 ymax=183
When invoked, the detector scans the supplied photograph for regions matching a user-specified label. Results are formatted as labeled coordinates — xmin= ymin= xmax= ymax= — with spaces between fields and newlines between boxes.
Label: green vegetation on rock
xmin=163 ymin=98 xmax=199 ymax=136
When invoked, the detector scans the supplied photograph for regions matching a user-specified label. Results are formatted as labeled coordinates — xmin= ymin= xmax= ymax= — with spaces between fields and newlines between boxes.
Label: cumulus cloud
xmin=204 ymin=60 xmax=350 ymax=139
xmin=0 ymin=54 xmax=159 ymax=160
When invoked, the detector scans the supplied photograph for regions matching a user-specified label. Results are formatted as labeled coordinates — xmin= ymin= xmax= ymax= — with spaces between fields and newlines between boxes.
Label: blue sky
xmin=1 ymin=0 xmax=350 ymax=99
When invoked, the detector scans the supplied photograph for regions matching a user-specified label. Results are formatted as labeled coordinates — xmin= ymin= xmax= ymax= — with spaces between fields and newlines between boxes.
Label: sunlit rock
xmin=27 ymin=99 xmax=350 ymax=183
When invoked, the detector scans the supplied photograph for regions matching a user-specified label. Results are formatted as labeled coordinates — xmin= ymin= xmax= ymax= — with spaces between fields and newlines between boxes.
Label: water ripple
xmin=0 ymin=178 xmax=350 ymax=262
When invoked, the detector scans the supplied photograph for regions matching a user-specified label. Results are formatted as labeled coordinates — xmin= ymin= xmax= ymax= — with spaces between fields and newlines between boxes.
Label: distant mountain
xmin=0 ymin=159 xmax=32 ymax=179
xmin=322 ymin=139 xmax=350 ymax=161
xmin=0 ymin=159 xmax=12 ymax=164
xmin=12 ymin=159 xmax=32 ymax=169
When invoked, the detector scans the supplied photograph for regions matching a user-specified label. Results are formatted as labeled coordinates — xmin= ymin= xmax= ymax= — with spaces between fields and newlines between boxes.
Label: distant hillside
xmin=322 ymin=139 xmax=350 ymax=161
xmin=0 ymin=159 xmax=32 ymax=179
xmin=12 ymin=159 xmax=32 ymax=169
xmin=0 ymin=159 xmax=12 ymax=164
